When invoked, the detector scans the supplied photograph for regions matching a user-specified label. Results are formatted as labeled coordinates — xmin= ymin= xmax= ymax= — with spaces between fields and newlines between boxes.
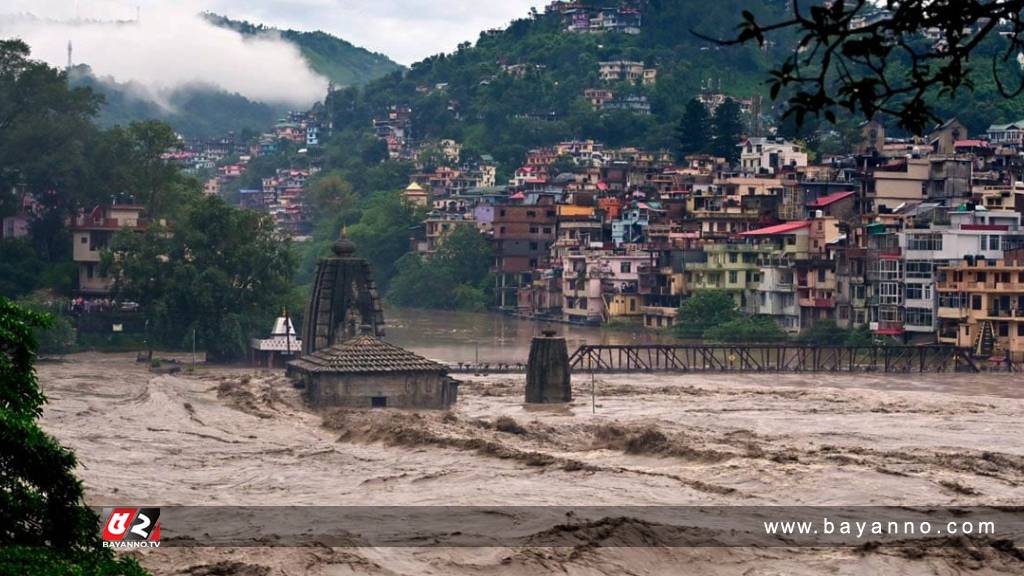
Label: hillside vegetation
xmin=321 ymin=0 xmax=793 ymax=168
xmin=204 ymin=14 xmax=403 ymax=87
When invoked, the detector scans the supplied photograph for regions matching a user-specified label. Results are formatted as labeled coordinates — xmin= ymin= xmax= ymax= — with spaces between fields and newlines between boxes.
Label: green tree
xmin=348 ymin=191 xmax=421 ymax=287
xmin=673 ymin=290 xmax=739 ymax=339
xmin=105 ymin=195 xmax=297 ymax=361
xmin=0 ymin=40 xmax=103 ymax=261
xmin=434 ymin=225 xmax=493 ymax=287
xmin=711 ymin=98 xmax=744 ymax=162
xmin=309 ymin=171 xmax=357 ymax=214
xmin=0 ymin=241 xmax=44 ymax=298
xmin=0 ymin=297 xmax=147 ymax=575
xmin=677 ymin=98 xmax=712 ymax=157
xmin=705 ymin=315 xmax=787 ymax=343
xmin=386 ymin=254 xmax=456 ymax=310
xmin=112 ymin=121 xmax=186 ymax=218
xmin=798 ymin=319 xmax=848 ymax=345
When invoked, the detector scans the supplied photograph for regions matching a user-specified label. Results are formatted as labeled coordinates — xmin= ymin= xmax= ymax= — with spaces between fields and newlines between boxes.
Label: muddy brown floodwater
xmin=35 ymin=309 xmax=1024 ymax=575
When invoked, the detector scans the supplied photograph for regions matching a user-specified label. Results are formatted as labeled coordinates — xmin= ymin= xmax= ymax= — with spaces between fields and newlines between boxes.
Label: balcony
xmin=871 ymin=321 xmax=905 ymax=335
xmin=799 ymin=297 xmax=835 ymax=308
xmin=937 ymin=306 xmax=967 ymax=319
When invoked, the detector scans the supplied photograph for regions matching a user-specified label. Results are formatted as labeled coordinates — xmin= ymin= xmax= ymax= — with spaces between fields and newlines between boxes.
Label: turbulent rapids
xmin=37 ymin=351 xmax=1024 ymax=575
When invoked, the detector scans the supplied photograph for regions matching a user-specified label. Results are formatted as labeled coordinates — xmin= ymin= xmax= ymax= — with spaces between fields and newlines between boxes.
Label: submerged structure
xmin=249 ymin=314 xmax=301 ymax=368
xmin=288 ymin=328 xmax=459 ymax=409
xmin=302 ymin=231 xmax=385 ymax=356
xmin=290 ymin=233 xmax=458 ymax=409
xmin=525 ymin=330 xmax=572 ymax=403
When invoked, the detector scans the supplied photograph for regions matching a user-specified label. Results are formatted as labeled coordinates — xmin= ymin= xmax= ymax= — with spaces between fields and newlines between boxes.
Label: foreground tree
xmin=710 ymin=0 xmax=1024 ymax=133
xmin=0 ymin=298 xmax=147 ymax=575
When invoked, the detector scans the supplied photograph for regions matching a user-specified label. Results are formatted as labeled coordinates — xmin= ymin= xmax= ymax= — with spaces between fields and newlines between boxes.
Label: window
xmin=999 ymin=323 xmax=1009 ymax=337
xmin=878 ymin=282 xmax=902 ymax=305
xmin=876 ymin=259 xmax=902 ymax=281
xmin=529 ymin=226 xmax=539 ymax=233
xmin=526 ymin=210 xmax=536 ymax=217
xmin=621 ymin=262 xmax=632 ymax=273
xmin=905 ymin=284 xmax=932 ymax=301
xmin=729 ymin=252 xmax=738 ymax=263
xmin=629 ymin=299 xmax=637 ymax=312
xmin=818 ymin=269 xmax=826 ymax=282
xmin=988 ymin=235 xmax=1001 ymax=250
xmin=905 ymin=261 xmax=933 ymax=279
xmin=905 ymin=307 xmax=933 ymax=327
xmin=543 ymin=227 xmax=552 ymax=234
xmin=729 ymin=271 xmax=738 ymax=284
xmin=972 ymin=295 xmax=982 ymax=310
xmin=80 ymin=236 xmax=88 ymax=244
xmin=908 ymin=234 xmax=943 ymax=251
xmin=1018 ymin=324 xmax=1024 ymax=337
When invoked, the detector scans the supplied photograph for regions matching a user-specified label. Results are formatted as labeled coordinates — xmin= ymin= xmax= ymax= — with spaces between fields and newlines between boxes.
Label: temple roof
xmin=288 ymin=335 xmax=445 ymax=374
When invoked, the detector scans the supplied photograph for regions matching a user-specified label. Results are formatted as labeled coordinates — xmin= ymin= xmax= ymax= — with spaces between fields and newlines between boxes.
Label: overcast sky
xmin=5 ymin=0 xmax=540 ymax=65
xmin=0 ymin=1 xmax=540 ymax=108
xmin=204 ymin=0 xmax=540 ymax=64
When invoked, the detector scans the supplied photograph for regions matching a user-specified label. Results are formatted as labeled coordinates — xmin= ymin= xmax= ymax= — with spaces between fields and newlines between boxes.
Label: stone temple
xmin=302 ymin=231 xmax=386 ymax=355
xmin=289 ymin=231 xmax=458 ymax=409
xmin=288 ymin=327 xmax=459 ymax=409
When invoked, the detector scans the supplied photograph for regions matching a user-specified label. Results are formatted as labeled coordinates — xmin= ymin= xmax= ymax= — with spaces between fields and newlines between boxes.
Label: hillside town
xmin=399 ymin=114 xmax=1024 ymax=362
xmin=8 ymin=100 xmax=1024 ymax=363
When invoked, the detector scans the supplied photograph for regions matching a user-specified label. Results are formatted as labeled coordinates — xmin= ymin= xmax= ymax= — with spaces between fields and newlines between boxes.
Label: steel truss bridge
xmin=565 ymin=344 xmax=982 ymax=374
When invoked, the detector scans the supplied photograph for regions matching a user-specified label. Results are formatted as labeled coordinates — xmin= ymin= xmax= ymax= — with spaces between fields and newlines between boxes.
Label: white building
xmin=738 ymin=138 xmax=808 ymax=175
xmin=897 ymin=206 xmax=1024 ymax=334
xmin=250 ymin=315 xmax=302 ymax=368
xmin=986 ymin=120 xmax=1024 ymax=147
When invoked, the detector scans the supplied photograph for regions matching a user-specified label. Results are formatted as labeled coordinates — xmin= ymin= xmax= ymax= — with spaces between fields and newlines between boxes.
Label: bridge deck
xmin=567 ymin=344 xmax=975 ymax=373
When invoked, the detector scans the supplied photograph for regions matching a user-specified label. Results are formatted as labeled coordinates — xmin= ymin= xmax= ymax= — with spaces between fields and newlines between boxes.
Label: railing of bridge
xmin=566 ymin=344 xmax=978 ymax=373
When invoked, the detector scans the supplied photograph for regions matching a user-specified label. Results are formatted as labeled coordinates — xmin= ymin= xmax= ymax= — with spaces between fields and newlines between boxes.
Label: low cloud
xmin=0 ymin=1 xmax=329 ymax=108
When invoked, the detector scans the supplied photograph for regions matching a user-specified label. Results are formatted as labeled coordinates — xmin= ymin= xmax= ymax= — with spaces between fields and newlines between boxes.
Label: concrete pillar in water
xmin=525 ymin=329 xmax=571 ymax=403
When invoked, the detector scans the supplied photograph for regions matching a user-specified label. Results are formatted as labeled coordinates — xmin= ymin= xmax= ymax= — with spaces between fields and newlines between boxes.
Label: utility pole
xmin=591 ymin=372 xmax=596 ymax=414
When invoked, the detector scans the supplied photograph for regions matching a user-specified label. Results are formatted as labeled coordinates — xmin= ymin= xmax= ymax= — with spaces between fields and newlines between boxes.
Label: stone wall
xmin=305 ymin=371 xmax=457 ymax=409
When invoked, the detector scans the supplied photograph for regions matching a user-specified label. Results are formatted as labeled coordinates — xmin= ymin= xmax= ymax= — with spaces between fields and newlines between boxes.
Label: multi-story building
xmin=561 ymin=250 xmax=653 ymax=324
xmin=71 ymin=205 xmax=149 ymax=295
xmin=936 ymin=251 xmax=1024 ymax=360
xmin=738 ymin=138 xmax=808 ymax=176
xmin=987 ymin=120 xmax=1024 ymax=148
xmin=492 ymin=198 xmax=558 ymax=309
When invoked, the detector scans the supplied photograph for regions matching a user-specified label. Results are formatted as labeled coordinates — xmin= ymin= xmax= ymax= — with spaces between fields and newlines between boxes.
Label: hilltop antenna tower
xmin=67 ymin=41 xmax=72 ymax=71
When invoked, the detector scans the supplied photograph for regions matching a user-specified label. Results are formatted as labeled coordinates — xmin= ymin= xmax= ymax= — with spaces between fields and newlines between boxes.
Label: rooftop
xmin=807 ymin=191 xmax=856 ymax=208
xmin=738 ymin=221 xmax=812 ymax=236
xmin=288 ymin=335 xmax=445 ymax=374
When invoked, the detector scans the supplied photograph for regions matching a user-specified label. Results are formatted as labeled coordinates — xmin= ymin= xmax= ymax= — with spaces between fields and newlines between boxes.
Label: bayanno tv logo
xmin=99 ymin=508 xmax=161 ymax=549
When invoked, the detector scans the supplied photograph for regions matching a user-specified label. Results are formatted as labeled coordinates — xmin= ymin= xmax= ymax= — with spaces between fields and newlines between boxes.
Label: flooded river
xmin=384 ymin=307 xmax=674 ymax=365
xmin=32 ymin=309 xmax=1024 ymax=575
